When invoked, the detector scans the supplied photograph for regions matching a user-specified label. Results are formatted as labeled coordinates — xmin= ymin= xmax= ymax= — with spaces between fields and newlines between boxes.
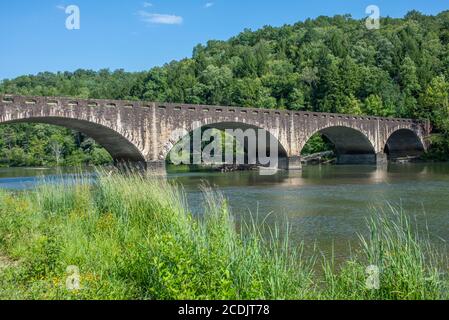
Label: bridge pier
xmin=279 ymin=156 xmax=302 ymax=171
xmin=114 ymin=161 xmax=166 ymax=175
xmin=115 ymin=161 xmax=147 ymax=171
xmin=375 ymin=152 xmax=388 ymax=165
xmin=146 ymin=161 xmax=167 ymax=175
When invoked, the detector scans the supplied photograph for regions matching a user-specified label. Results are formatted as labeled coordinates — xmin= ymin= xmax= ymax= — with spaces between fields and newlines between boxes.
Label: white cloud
xmin=56 ymin=5 xmax=66 ymax=11
xmin=138 ymin=11 xmax=183 ymax=25
xmin=205 ymin=2 xmax=214 ymax=8
xmin=143 ymin=2 xmax=153 ymax=8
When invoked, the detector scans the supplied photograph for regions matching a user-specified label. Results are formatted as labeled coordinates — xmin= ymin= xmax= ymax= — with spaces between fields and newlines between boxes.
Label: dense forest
xmin=1 ymin=10 xmax=449 ymax=166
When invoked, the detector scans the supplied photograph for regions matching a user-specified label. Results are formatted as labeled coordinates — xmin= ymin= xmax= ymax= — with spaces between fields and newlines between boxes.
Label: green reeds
xmin=0 ymin=171 xmax=446 ymax=300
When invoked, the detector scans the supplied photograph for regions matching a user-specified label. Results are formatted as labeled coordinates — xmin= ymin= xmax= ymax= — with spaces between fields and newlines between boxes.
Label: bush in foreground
xmin=0 ymin=172 xmax=446 ymax=300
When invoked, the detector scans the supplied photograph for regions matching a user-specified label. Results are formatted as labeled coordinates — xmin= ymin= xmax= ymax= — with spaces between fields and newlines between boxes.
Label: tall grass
xmin=0 ymin=171 xmax=447 ymax=300
xmin=322 ymin=206 xmax=448 ymax=300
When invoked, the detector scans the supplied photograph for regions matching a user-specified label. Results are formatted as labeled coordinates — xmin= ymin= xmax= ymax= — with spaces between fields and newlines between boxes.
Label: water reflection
xmin=169 ymin=163 xmax=449 ymax=259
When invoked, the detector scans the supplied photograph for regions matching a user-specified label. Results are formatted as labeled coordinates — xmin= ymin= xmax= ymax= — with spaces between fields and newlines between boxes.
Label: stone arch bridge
xmin=0 ymin=95 xmax=431 ymax=172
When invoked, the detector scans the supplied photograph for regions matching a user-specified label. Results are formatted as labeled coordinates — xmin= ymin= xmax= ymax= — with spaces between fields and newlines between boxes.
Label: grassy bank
xmin=0 ymin=172 xmax=447 ymax=300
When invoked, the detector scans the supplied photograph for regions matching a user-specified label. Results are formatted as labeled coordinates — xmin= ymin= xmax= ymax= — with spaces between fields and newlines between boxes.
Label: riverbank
xmin=0 ymin=171 xmax=447 ymax=300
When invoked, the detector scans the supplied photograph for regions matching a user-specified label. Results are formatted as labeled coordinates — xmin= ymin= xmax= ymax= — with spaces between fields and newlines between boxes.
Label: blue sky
xmin=0 ymin=0 xmax=447 ymax=80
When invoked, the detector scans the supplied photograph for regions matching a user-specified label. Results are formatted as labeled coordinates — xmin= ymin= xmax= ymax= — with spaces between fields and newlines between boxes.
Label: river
xmin=1 ymin=163 xmax=448 ymax=260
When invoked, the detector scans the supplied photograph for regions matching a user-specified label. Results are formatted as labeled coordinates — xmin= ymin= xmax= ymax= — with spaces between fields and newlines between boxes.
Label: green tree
xmin=199 ymin=65 xmax=233 ymax=105
xmin=339 ymin=94 xmax=363 ymax=115
xmin=364 ymin=94 xmax=383 ymax=116
xmin=420 ymin=76 xmax=449 ymax=131
xmin=399 ymin=56 xmax=421 ymax=116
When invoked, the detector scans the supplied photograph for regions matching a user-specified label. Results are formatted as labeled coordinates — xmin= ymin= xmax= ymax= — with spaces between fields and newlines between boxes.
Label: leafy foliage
xmin=0 ymin=124 xmax=112 ymax=167
xmin=0 ymin=172 xmax=446 ymax=299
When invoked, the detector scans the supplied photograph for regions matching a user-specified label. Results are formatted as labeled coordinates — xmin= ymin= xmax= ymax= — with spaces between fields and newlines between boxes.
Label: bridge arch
xmin=301 ymin=125 xmax=376 ymax=164
xmin=1 ymin=117 xmax=146 ymax=164
xmin=160 ymin=121 xmax=289 ymax=167
xmin=384 ymin=128 xmax=425 ymax=160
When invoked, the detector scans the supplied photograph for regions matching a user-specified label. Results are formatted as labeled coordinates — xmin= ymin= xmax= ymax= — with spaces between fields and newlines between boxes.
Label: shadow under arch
xmin=302 ymin=126 xmax=376 ymax=164
xmin=164 ymin=121 xmax=289 ymax=168
xmin=385 ymin=129 xmax=425 ymax=160
xmin=2 ymin=117 xmax=146 ymax=164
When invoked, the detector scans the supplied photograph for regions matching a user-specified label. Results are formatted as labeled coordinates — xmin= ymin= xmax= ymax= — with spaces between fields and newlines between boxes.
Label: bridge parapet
xmin=1 ymin=94 xmax=427 ymax=124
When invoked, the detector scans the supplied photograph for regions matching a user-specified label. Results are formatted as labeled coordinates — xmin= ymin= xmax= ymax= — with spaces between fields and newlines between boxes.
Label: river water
xmin=1 ymin=163 xmax=448 ymax=259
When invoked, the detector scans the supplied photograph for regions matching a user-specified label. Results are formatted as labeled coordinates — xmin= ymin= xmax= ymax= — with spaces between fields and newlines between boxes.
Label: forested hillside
xmin=1 ymin=10 xmax=449 ymax=166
